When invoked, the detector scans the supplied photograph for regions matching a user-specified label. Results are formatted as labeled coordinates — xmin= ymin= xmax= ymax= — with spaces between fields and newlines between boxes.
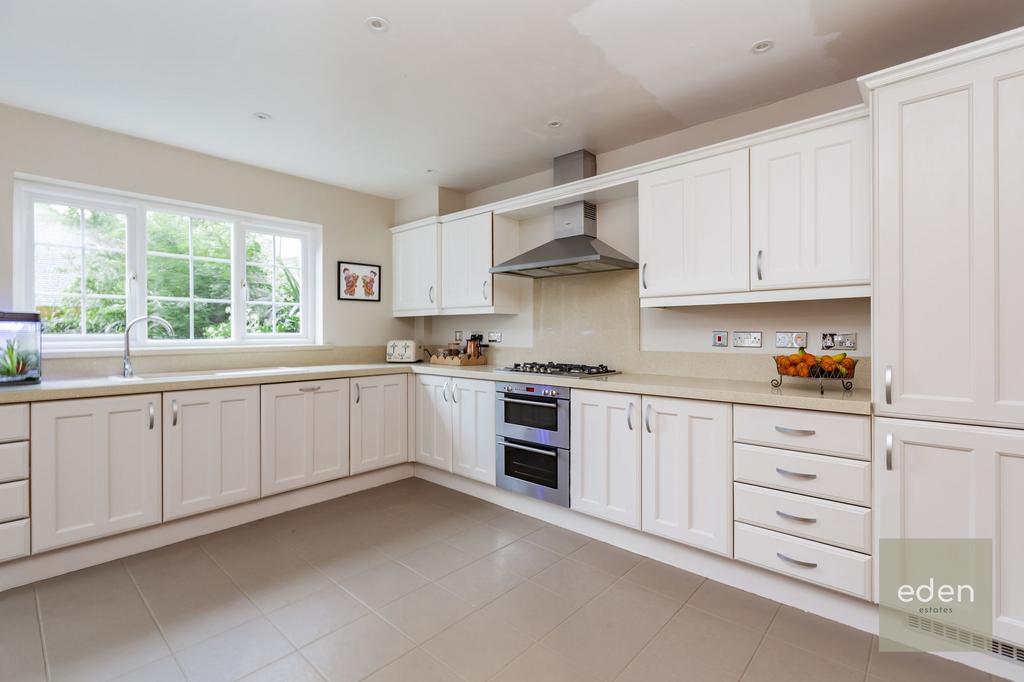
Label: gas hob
xmin=498 ymin=362 xmax=619 ymax=377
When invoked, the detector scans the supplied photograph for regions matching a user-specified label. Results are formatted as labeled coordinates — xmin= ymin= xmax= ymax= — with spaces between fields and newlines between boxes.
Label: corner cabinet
xmin=261 ymin=379 xmax=350 ymax=496
xmin=350 ymin=375 xmax=408 ymax=474
xmin=164 ymin=386 xmax=260 ymax=520
xmin=867 ymin=43 xmax=1024 ymax=427
xmin=31 ymin=394 xmax=162 ymax=552
xmin=392 ymin=219 xmax=440 ymax=316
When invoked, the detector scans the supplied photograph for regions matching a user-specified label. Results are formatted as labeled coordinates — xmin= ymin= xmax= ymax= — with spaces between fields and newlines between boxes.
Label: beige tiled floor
xmin=0 ymin=478 xmax=1010 ymax=682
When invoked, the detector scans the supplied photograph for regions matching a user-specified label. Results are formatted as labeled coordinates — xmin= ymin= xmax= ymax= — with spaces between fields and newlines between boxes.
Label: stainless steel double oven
xmin=495 ymin=381 xmax=570 ymax=507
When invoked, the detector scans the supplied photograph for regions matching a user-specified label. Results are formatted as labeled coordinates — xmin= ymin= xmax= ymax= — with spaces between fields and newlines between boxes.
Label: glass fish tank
xmin=0 ymin=312 xmax=41 ymax=385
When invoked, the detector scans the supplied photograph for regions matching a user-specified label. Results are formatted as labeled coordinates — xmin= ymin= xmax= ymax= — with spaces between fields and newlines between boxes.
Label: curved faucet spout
xmin=118 ymin=315 xmax=174 ymax=378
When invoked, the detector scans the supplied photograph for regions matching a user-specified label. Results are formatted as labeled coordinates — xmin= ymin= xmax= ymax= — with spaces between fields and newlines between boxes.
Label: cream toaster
xmin=386 ymin=339 xmax=422 ymax=363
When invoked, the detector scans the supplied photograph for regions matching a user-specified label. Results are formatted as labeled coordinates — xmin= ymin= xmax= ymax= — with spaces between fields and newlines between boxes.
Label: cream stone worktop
xmin=0 ymin=362 xmax=871 ymax=414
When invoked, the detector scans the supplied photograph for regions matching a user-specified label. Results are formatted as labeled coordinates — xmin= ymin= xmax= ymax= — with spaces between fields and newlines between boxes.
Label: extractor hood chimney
xmin=490 ymin=150 xmax=638 ymax=278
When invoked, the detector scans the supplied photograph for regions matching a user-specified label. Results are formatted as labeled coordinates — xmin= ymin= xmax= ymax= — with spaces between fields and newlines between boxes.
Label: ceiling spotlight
xmin=366 ymin=16 xmax=390 ymax=32
xmin=425 ymin=168 xmax=439 ymax=175
xmin=546 ymin=119 xmax=563 ymax=129
xmin=253 ymin=112 xmax=273 ymax=121
xmin=751 ymin=40 xmax=775 ymax=54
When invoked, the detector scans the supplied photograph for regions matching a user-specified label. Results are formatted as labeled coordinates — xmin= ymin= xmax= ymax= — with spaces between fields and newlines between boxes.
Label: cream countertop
xmin=0 ymin=363 xmax=872 ymax=415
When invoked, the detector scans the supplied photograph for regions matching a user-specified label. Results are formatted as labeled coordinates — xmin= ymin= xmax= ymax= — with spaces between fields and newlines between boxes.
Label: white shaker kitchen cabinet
xmin=868 ymin=43 xmax=1024 ymax=426
xmin=638 ymin=149 xmax=749 ymax=297
xmin=570 ymin=389 xmax=642 ymax=528
xmin=414 ymin=374 xmax=453 ymax=471
xmin=392 ymin=219 xmax=440 ymax=316
xmin=749 ymin=118 xmax=870 ymax=290
xmin=262 ymin=379 xmax=350 ymax=495
xmin=31 ymin=394 xmax=162 ymax=552
xmin=441 ymin=212 xmax=493 ymax=310
xmin=164 ymin=386 xmax=260 ymax=520
xmin=351 ymin=375 xmax=407 ymax=474
xmin=874 ymin=418 xmax=1024 ymax=647
xmin=451 ymin=378 xmax=496 ymax=485
xmin=641 ymin=397 xmax=733 ymax=555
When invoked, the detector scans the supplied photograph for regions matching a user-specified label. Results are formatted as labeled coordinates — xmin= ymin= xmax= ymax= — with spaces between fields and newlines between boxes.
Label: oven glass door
xmin=496 ymin=438 xmax=569 ymax=507
xmin=496 ymin=393 xmax=569 ymax=449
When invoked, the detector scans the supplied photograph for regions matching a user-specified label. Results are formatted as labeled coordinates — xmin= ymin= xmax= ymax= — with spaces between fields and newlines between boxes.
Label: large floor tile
xmin=396 ymin=540 xmax=475 ymax=580
xmin=436 ymin=552 xmax=524 ymax=606
xmin=568 ymin=540 xmax=642 ymax=577
xmin=424 ymin=607 xmax=535 ymax=682
xmin=0 ymin=586 xmax=46 ymax=682
xmin=686 ymin=580 xmax=779 ymax=634
xmin=239 ymin=652 xmax=325 ymax=682
xmin=531 ymin=557 xmax=617 ymax=609
xmin=488 ymin=537 xmax=563 ymax=578
xmin=341 ymin=559 xmax=428 ymax=608
xmin=301 ymin=613 xmax=415 ymax=682
xmin=616 ymin=606 xmax=761 ymax=682
xmin=767 ymin=605 xmax=872 ymax=671
xmin=742 ymin=637 xmax=864 ymax=682
xmin=267 ymin=584 xmax=368 ymax=647
xmin=110 ymin=656 xmax=186 ymax=682
xmin=525 ymin=525 xmax=591 ymax=555
xmin=492 ymin=643 xmax=597 ymax=682
xmin=866 ymin=637 xmax=990 ymax=682
xmin=127 ymin=541 xmax=261 ymax=651
xmin=305 ymin=540 xmax=391 ymax=583
xmin=478 ymin=580 xmax=578 ymax=640
xmin=485 ymin=509 xmax=547 ymax=538
xmin=37 ymin=562 xmax=170 ymax=682
xmin=363 ymin=648 xmax=462 ymax=682
xmin=542 ymin=580 xmax=681 ymax=680
xmin=174 ymin=617 xmax=293 ymax=682
xmin=378 ymin=583 xmax=475 ymax=643
xmin=443 ymin=523 xmax=520 ymax=559
xmin=621 ymin=558 xmax=704 ymax=605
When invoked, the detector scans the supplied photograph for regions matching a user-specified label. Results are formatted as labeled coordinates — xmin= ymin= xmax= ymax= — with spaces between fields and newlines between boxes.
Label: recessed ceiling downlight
xmin=751 ymin=40 xmax=775 ymax=54
xmin=366 ymin=16 xmax=390 ymax=32
xmin=425 ymin=168 xmax=439 ymax=175
xmin=253 ymin=112 xmax=273 ymax=121
xmin=546 ymin=119 xmax=563 ymax=129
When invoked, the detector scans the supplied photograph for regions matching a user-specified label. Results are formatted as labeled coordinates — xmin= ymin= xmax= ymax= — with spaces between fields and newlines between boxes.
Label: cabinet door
xmin=451 ymin=378 xmax=496 ymax=485
xmin=875 ymin=418 xmax=1024 ymax=647
xmin=414 ymin=375 xmax=453 ymax=471
xmin=750 ymin=118 xmax=870 ymax=289
xmin=570 ymin=389 xmax=641 ymax=528
xmin=873 ymin=46 xmax=1024 ymax=426
xmin=351 ymin=375 xmax=408 ymax=474
xmin=392 ymin=222 xmax=439 ymax=314
xmin=641 ymin=397 xmax=732 ymax=555
xmin=32 ymin=394 xmax=162 ymax=552
xmin=441 ymin=213 xmax=493 ymax=310
xmin=164 ymin=386 xmax=260 ymax=520
xmin=638 ymin=149 xmax=749 ymax=297
xmin=262 ymin=379 xmax=350 ymax=495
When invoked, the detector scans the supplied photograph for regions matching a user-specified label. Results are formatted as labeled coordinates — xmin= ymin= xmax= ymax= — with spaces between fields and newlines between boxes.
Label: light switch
xmin=487 ymin=331 xmax=502 ymax=343
xmin=712 ymin=331 xmax=728 ymax=347
xmin=775 ymin=331 xmax=808 ymax=349
xmin=454 ymin=330 xmax=463 ymax=342
xmin=732 ymin=331 xmax=762 ymax=348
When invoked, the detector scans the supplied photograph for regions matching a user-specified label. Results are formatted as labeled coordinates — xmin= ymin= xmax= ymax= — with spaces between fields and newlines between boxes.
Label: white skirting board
xmin=0 ymin=464 xmax=414 ymax=593
xmin=412 ymin=466 xmax=1024 ymax=682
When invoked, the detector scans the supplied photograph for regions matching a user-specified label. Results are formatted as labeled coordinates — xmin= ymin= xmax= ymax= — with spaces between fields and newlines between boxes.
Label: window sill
xmin=42 ymin=343 xmax=335 ymax=359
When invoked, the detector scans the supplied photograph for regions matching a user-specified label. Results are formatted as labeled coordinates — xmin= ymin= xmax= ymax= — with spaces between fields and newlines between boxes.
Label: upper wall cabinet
xmin=865 ymin=38 xmax=1024 ymax=427
xmin=392 ymin=220 xmax=440 ymax=316
xmin=638 ymin=149 xmax=750 ymax=298
xmin=749 ymin=118 xmax=870 ymax=290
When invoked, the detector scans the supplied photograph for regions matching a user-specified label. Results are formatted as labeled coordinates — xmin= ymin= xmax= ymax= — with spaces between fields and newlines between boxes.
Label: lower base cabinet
xmin=350 ymin=375 xmax=407 ymax=474
xmin=164 ymin=386 xmax=260 ymax=520
xmin=451 ymin=378 xmax=496 ymax=485
xmin=31 ymin=394 xmax=162 ymax=551
xmin=415 ymin=375 xmax=454 ymax=472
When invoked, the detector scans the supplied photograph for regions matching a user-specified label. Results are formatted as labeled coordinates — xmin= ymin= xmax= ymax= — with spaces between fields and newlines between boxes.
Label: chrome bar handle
xmin=774 ymin=426 xmax=816 ymax=437
xmin=641 ymin=263 xmax=648 ymax=290
xmin=148 ymin=402 xmax=155 ymax=430
xmin=884 ymin=366 xmax=893 ymax=404
xmin=428 ymin=285 xmax=435 ymax=304
xmin=298 ymin=386 xmax=321 ymax=393
xmin=644 ymin=404 xmax=653 ymax=433
xmin=497 ymin=397 xmax=557 ymax=408
xmin=775 ymin=467 xmax=817 ymax=480
xmin=482 ymin=281 xmax=489 ymax=301
xmin=171 ymin=399 xmax=179 ymax=427
xmin=776 ymin=510 xmax=817 ymax=524
xmin=885 ymin=432 xmax=893 ymax=471
xmin=502 ymin=441 xmax=557 ymax=457
xmin=757 ymin=250 xmax=764 ymax=280
xmin=355 ymin=383 xmax=361 ymax=404
xmin=626 ymin=402 xmax=635 ymax=431
xmin=777 ymin=552 xmax=818 ymax=569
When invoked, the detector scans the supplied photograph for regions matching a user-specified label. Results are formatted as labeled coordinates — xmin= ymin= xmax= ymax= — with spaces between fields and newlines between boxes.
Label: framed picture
xmin=337 ymin=261 xmax=381 ymax=302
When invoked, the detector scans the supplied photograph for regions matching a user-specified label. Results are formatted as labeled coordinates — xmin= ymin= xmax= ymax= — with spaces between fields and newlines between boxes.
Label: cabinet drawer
xmin=734 ymin=443 xmax=871 ymax=505
xmin=0 ymin=441 xmax=29 ymax=482
xmin=0 ymin=518 xmax=29 ymax=562
xmin=0 ymin=480 xmax=29 ymax=523
xmin=734 ymin=483 xmax=871 ymax=553
xmin=0 ymin=404 xmax=29 ymax=443
xmin=733 ymin=405 xmax=869 ymax=460
xmin=734 ymin=522 xmax=871 ymax=599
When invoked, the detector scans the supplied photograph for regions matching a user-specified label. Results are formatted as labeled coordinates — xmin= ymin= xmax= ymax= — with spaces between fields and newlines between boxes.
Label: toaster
xmin=386 ymin=339 xmax=422 ymax=363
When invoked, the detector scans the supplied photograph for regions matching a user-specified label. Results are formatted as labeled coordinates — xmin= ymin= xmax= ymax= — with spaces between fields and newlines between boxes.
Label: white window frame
xmin=13 ymin=177 xmax=323 ymax=352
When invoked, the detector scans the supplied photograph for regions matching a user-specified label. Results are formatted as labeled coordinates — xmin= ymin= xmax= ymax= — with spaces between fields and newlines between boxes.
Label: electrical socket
xmin=775 ymin=331 xmax=808 ymax=349
xmin=487 ymin=331 xmax=502 ymax=343
xmin=732 ymin=331 xmax=762 ymax=348
xmin=711 ymin=331 xmax=728 ymax=347
xmin=822 ymin=332 xmax=857 ymax=350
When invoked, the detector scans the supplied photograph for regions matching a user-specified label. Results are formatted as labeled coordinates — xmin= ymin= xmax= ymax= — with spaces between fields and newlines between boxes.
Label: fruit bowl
xmin=771 ymin=351 xmax=857 ymax=393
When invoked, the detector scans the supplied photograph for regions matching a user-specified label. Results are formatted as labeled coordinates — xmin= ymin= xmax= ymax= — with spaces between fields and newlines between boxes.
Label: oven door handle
xmin=497 ymin=397 xmax=558 ymax=409
xmin=500 ymin=441 xmax=559 ymax=457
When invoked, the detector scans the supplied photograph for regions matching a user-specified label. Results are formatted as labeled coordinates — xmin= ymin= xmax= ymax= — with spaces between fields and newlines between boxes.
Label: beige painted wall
xmin=0 ymin=104 xmax=413 ymax=368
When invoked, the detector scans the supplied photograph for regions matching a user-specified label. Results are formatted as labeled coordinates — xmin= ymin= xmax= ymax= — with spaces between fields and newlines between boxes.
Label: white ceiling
xmin=1 ymin=0 xmax=1023 ymax=199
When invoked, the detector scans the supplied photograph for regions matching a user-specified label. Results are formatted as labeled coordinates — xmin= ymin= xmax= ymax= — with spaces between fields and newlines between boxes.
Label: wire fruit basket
xmin=771 ymin=351 xmax=857 ymax=394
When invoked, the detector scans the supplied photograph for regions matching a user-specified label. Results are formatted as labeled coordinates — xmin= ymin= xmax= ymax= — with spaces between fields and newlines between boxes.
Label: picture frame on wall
xmin=337 ymin=261 xmax=381 ymax=302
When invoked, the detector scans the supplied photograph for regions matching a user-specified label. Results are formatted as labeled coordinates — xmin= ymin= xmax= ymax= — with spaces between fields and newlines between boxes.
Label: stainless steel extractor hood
xmin=490 ymin=151 xmax=638 ymax=279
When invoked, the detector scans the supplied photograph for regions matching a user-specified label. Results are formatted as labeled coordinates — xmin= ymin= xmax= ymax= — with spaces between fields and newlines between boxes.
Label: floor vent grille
xmin=906 ymin=613 xmax=1024 ymax=665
